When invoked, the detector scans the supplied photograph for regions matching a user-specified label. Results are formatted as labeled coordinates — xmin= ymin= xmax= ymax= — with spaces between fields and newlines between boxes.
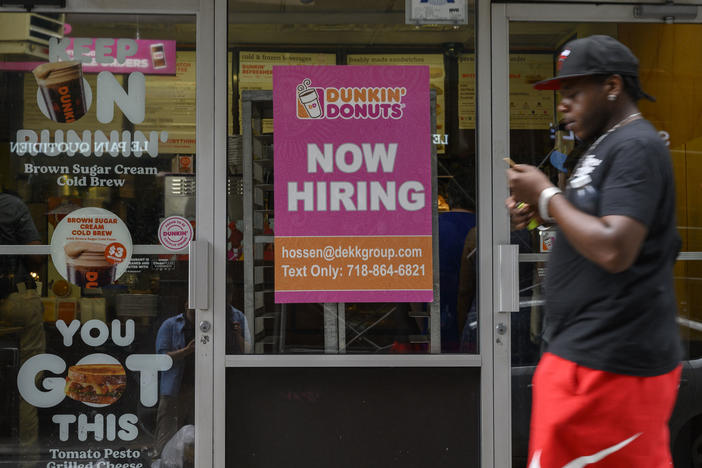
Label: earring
xmin=607 ymin=94 xmax=617 ymax=101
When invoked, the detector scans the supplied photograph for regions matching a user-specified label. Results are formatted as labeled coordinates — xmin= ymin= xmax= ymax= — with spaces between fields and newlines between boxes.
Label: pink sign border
xmin=273 ymin=65 xmax=433 ymax=303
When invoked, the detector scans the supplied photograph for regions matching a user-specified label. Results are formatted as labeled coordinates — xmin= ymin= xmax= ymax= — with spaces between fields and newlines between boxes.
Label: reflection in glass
xmin=0 ymin=11 xmax=196 ymax=467
xmin=0 ymin=252 xmax=195 ymax=464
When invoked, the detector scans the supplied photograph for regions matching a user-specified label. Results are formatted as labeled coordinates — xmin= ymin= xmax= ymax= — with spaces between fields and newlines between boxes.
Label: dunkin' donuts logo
xmin=158 ymin=216 xmax=193 ymax=251
xmin=297 ymin=79 xmax=324 ymax=119
xmin=296 ymin=78 xmax=406 ymax=120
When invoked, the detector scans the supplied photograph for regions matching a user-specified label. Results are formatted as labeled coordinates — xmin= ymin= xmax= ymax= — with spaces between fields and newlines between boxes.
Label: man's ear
xmin=605 ymin=74 xmax=624 ymax=98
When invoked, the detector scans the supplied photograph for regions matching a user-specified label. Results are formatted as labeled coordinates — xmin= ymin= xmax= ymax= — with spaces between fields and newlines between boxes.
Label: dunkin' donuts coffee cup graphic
xmin=51 ymin=208 xmax=132 ymax=289
xmin=32 ymin=61 xmax=89 ymax=123
xmin=150 ymin=43 xmax=167 ymax=69
xmin=64 ymin=241 xmax=117 ymax=287
xmin=297 ymin=78 xmax=323 ymax=119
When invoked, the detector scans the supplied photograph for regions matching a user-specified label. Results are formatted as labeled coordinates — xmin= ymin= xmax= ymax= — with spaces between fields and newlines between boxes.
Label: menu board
xmin=458 ymin=54 xmax=475 ymax=130
xmin=239 ymin=51 xmax=336 ymax=133
xmin=139 ymin=51 xmax=196 ymax=153
xmin=347 ymin=54 xmax=446 ymax=153
xmin=509 ymin=54 xmax=554 ymax=130
xmin=458 ymin=53 xmax=555 ymax=130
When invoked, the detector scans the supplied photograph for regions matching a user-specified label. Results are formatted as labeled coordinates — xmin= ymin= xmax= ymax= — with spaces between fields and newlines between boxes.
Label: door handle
xmin=188 ymin=240 xmax=209 ymax=309
xmin=497 ymin=244 xmax=519 ymax=312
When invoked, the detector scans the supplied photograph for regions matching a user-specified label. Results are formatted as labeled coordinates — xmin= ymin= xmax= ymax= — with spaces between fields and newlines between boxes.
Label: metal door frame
xmin=490 ymin=3 xmax=702 ymax=466
xmin=218 ymin=1 xmax=496 ymax=468
xmin=0 ymin=1 xmax=216 ymax=467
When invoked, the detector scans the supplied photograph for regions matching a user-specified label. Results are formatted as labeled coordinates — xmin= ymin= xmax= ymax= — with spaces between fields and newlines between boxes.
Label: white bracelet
xmin=538 ymin=187 xmax=562 ymax=223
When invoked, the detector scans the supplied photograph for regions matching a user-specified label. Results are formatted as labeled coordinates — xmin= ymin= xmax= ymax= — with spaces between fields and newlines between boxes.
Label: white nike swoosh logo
xmin=529 ymin=432 xmax=642 ymax=468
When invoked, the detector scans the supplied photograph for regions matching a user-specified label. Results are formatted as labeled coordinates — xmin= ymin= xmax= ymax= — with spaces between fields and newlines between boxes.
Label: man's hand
xmin=507 ymin=164 xmax=554 ymax=207
xmin=183 ymin=339 xmax=195 ymax=355
xmin=228 ymin=322 xmax=245 ymax=354
xmin=506 ymin=196 xmax=538 ymax=230
xmin=168 ymin=339 xmax=196 ymax=361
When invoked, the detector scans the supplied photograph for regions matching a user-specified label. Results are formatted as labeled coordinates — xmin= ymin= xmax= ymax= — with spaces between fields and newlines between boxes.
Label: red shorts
xmin=528 ymin=352 xmax=681 ymax=468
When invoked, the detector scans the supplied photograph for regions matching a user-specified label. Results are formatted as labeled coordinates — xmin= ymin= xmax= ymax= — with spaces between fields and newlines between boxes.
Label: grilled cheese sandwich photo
xmin=64 ymin=363 xmax=127 ymax=405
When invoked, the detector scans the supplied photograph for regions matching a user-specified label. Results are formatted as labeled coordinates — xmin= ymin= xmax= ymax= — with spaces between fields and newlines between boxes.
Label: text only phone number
xmin=347 ymin=264 xmax=425 ymax=278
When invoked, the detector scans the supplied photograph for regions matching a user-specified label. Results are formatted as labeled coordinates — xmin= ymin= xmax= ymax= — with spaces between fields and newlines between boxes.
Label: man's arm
xmin=156 ymin=320 xmax=195 ymax=360
xmin=507 ymin=164 xmax=647 ymax=273
xmin=166 ymin=339 xmax=195 ymax=361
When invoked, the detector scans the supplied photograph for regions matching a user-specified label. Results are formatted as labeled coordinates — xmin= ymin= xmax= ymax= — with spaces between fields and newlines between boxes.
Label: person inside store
xmin=456 ymin=226 xmax=478 ymax=353
xmin=506 ymin=35 xmax=682 ymax=467
xmin=0 ymin=187 xmax=45 ymax=456
xmin=155 ymin=300 xmax=250 ymax=455
xmin=226 ymin=302 xmax=251 ymax=354
xmin=154 ymin=300 xmax=197 ymax=456
xmin=438 ymin=169 xmax=476 ymax=353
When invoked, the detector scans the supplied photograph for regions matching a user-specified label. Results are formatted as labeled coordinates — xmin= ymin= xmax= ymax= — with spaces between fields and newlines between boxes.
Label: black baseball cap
xmin=533 ymin=35 xmax=655 ymax=101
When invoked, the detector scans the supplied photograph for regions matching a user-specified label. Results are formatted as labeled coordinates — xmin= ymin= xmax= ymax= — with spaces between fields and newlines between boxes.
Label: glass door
xmin=492 ymin=4 xmax=702 ymax=467
xmin=0 ymin=2 xmax=214 ymax=467
xmin=218 ymin=0 xmax=492 ymax=467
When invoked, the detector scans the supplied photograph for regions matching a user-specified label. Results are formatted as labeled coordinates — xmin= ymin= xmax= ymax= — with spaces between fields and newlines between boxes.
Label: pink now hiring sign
xmin=273 ymin=65 xmax=434 ymax=303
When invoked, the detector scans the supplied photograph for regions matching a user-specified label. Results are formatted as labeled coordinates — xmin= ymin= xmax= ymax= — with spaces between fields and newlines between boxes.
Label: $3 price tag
xmin=104 ymin=242 xmax=127 ymax=264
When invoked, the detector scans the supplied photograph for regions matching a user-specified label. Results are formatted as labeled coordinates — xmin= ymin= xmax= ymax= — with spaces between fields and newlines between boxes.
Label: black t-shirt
xmin=544 ymin=119 xmax=682 ymax=376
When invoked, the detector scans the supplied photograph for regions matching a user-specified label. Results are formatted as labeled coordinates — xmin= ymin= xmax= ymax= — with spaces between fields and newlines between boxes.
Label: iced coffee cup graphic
xmin=297 ymin=79 xmax=323 ymax=119
xmin=32 ymin=61 xmax=88 ymax=123
xmin=150 ymin=43 xmax=167 ymax=69
xmin=64 ymin=241 xmax=116 ymax=288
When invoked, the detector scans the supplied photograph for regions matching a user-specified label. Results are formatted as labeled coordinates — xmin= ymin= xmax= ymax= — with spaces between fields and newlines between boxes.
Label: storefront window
xmin=507 ymin=21 xmax=702 ymax=364
xmin=0 ymin=12 xmax=197 ymax=466
xmin=507 ymin=22 xmax=702 ymax=467
xmin=226 ymin=0 xmax=477 ymax=355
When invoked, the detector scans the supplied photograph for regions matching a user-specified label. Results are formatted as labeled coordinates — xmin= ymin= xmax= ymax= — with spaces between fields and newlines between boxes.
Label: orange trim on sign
xmin=275 ymin=236 xmax=433 ymax=292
